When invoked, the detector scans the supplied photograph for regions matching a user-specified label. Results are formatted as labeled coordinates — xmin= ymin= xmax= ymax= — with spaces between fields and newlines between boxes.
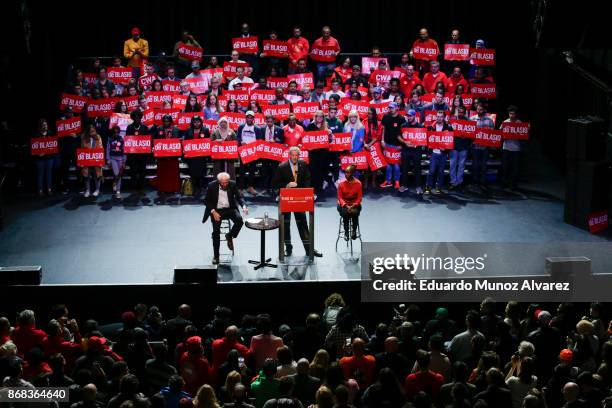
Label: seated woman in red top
xmin=337 ymin=165 xmax=362 ymax=240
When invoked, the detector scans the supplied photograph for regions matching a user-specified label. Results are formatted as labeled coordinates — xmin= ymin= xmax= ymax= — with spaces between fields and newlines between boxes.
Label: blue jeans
xmin=35 ymin=157 xmax=54 ymax=192
xmin=385 ymin=144 xmax=400 ymax=183
xmin=426 ymin=152 xmax=447 ymax=188
xmin=449 ymin=149 xmax=468 ymax=186
xmin=316 ymin=62 xmax=336 ymax=81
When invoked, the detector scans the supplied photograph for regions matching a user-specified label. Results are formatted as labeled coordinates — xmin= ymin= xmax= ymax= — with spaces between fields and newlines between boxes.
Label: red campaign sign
xmin=341 ymin=100 xmax=370 ymax=120
xmin=281 ymin=148 xmax=309 ymax=163
xmin=232 ymin=36 xmax=259 ymax=54
xmin=225 ymin=89 xmax=250 ymax=107
xmin=301 ymin=130 xmax=330 ymax=150
xmin=222 ymin=61 xmax=250 ymax=78
xmin=470 ymin=83 xmax=497 ymax=99
xmin=427 ymin=131 xmax=455 ymax=150
xmin=123 ymin=95 xmax=139 ymax=112
xmin=412 ymin=45 xmax=439 ymax=60
xmin=340 ymin=151 xmax=369 ymax=170
xmin=461 ymin=94 xmax=475 ymax=110
xmin=107 ymin=67 xmax=133 ymax=85
xmin=152 ymin=109 xmax=181 ymax=126
xmin=473 ymin=128 xmax=502 ymax=148
xmin=361 ymin=57 xmax=388 ymax=75
xmin=56 ymin=117 xmax=82 ymax=137
xmin=258 ymin=141 xmax=286 ymax=162
xmin=203 ymin=119 xmax=219 ymax=132
xmin=124 ymin=135 xmax=152 ymax=154
xmin=500 ymin=122 xmax=530 ymax=140
xmin=153 ymin=138 xmax=182 ymax=157
xmin=172 ymin=94 xmax=188 ymax=110
xmin=421 ymin=93 xmax=434 ymax=104
xmin=211 ymin=141 xmax=239 ymax=159
xmin=86 ymin=97 xmax=117 ymax=117
xmin=82 ymin=73 xmax=97 ymax=87
xmin=261 ymin=104 xmax=291 ymax=121
xmin=401 ymin=127 xmax=428 ymax=147
xmin=310 ymin=44 xmax=337 ymax=62
xmin=444 ymin=44 xmax=471 ymax=61
xmin=177 ymin=112 xmax=199 ymax=131
xmin=449 ymin=119 xmax=478 ymax=138
xmin=369 ymin=69 xmax=401 ymax=87
xmin=367 ymin=143 xmax=387 ymax=170
xmin=108 ymin=113 xmax=133 ymax=129
xmin=145 ymin=91 xmax=174 ymax=109
xmin=588 ymin=210 xmax=609 ymax=233
xmin=330 ymin=132 xmax=352 ymax=152
xmin=60 ymin=93 xmax=88 ymax=113
xmin=262 ymin=40 xmax=288 ymax=58
xmin=238 ymin=141 xmax=263 ymax=164
xmin=423 ymin=110 xmax=450 ymax=125
xmin=30 ymin=137 xmax=58 ymax=156
xmin=162 ymin=80 xmax=182 ymax=93
xmin=138 ymin=74 xmax=159 ymax=91
xmin=371 ymin=101 xmax=391 ymax=119
xmin=223 ymin=112 xmax=246 ymax=130
xmin=250 ymin=89 xmax=276 ymax=103
xmin=184 ymin=76 xmax=209 ymax=94
xmin=292 ymin=102 xmax=321 ymax=121
xmin=177 ymin=42 xmax=203 ymax=61
xmin=383 ymin=146 xmax=402 ymax=164
xmin=182 ymin=138 xmax=212 ymax=158
xmin=202 ymin=68 xmax=224 ymax=84
xmin=287 ymin=73 xmax=314 ymax=90
xmin=470 ymin=48 xmax=496 ymax=66
xmin=279 ymin=188 xmax=315 ymax=213
xmin=266 ymin=76 xmax=289 ymax=90
xmin=142 ymin=109 xmax=155 ymax=126
xmin=77 ymin=148 xmax=105 ymax=167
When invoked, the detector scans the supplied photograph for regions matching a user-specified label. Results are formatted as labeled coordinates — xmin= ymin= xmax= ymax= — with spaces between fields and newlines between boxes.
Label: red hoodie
xmin=11 ymin=325 xmax=46 ymax=356
xmin=445 ymin=75 xmax=469 ymax=95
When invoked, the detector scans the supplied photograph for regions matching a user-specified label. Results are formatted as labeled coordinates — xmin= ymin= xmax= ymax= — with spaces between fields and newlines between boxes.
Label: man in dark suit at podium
xmin=273 ymin=146 xmax=323 ymax=258
xmin=202 ymin=172 xmax=249 ymax=264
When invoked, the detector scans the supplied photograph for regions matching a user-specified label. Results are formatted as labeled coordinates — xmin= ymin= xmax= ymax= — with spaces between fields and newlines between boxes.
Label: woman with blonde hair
xmin=219 ymin=370 xmax=242 ymax=404
xmin=309 ymin=349 xmax=330 ymax=381
xmin=308 ymin=385 xmax=334 ymax=408
xmin=193 ymin=384 xmax=220 ymax=408
xmin=80 ymin=124 xmax=104 ymax=198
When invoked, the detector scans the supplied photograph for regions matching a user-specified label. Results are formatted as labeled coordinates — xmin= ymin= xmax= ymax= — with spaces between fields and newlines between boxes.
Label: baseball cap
xmin=407 ymin=109 xmax=417 ymax=116
xmin=131 ymin=27 xmax=141 ymax=36
xmin=435 ymin=307 xmax=448 ymax=318
xmin=559 ymin=349 xmax=573 ymax=362
xmin=186 ymin=336 xmax=202 ymax=352
xmin=388 ymin=102 xmax=398 ymax=109
xmin=373 ymin=86 xmax=383 ymax=94
xmin=537 ymin=310 xmax=552 ymax=325
xmin=88 ymin=336 xmax=107 ymax=352
xmin=245 ymin=110 xmax=255 ymax=117
xmin=476 ymin=39 xmax=485 ymax=47
xmin=352 ymin=65 xmax=361 ymax=70
xmin=191 ymin=61 xmax=200 ymax=69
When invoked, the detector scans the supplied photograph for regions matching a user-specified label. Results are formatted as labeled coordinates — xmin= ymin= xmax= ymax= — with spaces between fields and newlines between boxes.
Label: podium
xmin=278 ymin=188 xmax=315 ymax=263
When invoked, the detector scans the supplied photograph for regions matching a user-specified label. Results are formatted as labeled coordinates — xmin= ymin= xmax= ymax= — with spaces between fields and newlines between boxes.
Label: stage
xmin=1 ymin=178 xmax=610 ymax=285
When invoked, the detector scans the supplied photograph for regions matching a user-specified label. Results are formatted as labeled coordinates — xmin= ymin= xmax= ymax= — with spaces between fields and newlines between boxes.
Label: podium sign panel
xmin=279 ymin=188 xmax=315 ymax=213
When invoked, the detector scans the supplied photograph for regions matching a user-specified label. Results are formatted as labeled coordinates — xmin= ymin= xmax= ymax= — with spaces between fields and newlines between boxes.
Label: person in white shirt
xmin=228 ymin=67 xmax=254 ymax=90
xmin=448 ymin=311 xmax=484 ymax=363
xmin=236 ymin=111 xmax=263 ymax=194
xmin=501 ymin=105 xmax=523 ymax=191
xmin=324 ymin=78 xmax=346 ymax=100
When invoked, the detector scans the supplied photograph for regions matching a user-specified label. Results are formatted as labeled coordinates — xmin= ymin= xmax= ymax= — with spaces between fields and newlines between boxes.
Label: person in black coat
xmin=273 ymin=146 xmax=322 ymax=258
xmin=260 ymin=114 xmax=285 ymax=193
xmin=202 ymin=172 xmax=248 ymax=264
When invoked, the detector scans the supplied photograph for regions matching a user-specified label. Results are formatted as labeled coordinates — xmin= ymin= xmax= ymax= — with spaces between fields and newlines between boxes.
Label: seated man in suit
xmin=273 ymin=146 xmax=322 ymax=258
xmin=202 ymin=172 xmax=248 ymax=264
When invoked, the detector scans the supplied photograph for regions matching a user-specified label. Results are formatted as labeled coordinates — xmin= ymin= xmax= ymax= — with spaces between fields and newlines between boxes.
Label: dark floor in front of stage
xmin=1 ymin=178 xmax=610 ymax=285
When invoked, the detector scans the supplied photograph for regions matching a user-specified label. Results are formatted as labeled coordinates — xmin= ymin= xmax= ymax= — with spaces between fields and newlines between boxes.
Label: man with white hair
xmin=202 ymin=172 xmax=248 ymax=264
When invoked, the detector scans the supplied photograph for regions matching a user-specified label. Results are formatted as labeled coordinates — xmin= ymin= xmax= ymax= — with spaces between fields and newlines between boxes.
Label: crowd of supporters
xmin=30 ymin=24 xmax=526 ymax=201
xmin=0 ymin=298 xmax=611 ymax=407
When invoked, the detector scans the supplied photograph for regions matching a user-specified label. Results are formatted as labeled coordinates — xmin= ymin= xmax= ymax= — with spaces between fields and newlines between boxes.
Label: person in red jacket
xmin=337 ymin=165 xmax=362 ymax=241
xmin=339 ymin=337 xmax=376 ymax=390
xmin=410 ymin=28 xmax=439 ymax=76
xmin=405 ymin=349 xmax=444 ymax=405
xmin=311 ymin=26 xmax=341 ymax=81
xmin=211 ymin=325 xmax=249 ymax=372
xmin=400 ymin=65 xmax=422 ymax=96
xmin=422 ymin=61 xmax=448 ymax=94
xmin=11 ymin=310 xmax=46 ymax=356
xmin=179 ymin=336 xmax=213 ymax=394
xmin=287 ymin=26 xmax=310 ymax=74
xmin=42 ymin=319 xmax=82 ymax=366
xmin=445 ymin=66 xmax=469 ymax=96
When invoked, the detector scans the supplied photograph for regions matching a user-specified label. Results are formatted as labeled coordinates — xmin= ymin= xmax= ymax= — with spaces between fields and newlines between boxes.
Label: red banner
xmin=56 ymin=117 xmax=82 ymax=137
xmin=211 ymin=141 xmax=239 ymax=159
xmin=423 ymin=110 xmax=450 ymax=125
xmin=289 ymin=102 xmax=317 ymax=120
xmin=138 ymin=74 xmax=159 ymax=91
xmin=449 ymin=119 xmax=478 ymax=138
xmin=222 ymin=61 xmax=250 ymax=79
xmin=367 ymin=143 xmax=387 ymax=170
xmin=142 ymin=109 xmax=155 ymax=127
xmin=123 ymin=95 xmax=139 ymax=112
xmin=427 ymin=131 xmax=455 ymax=150
xmin=588 ymin=210 xmax=609 ymax=233
xmin=470 ymin=83 xmax=497 ymax=99
xmin=172 ymin=94 xmax=188 ymax=111
xmin=203 ymin=119 xmax=219 ymax=132
xmin=124 ymin=135 xmax=152 ymax=154
xmin=310 ymin=44 xmax=337 ymax=62
xmin=460 ymin=94 xmax=475 ymax=110
xmin=401 ymin=127 xmax=428 ymax=147
xmin=444 ymin=44 xmax=471 ymax=61
xmin=266 ymin=77 xmax=289 ymax=90
xmin=153 ymin=138 xmax=182 ymax=157
xmin=258 ymin=141 xmax=286 ymax=162
xmin=250 ymin=89 xmax=276 ymax=103
xmin=473 ymin=128 xmax=502 ymax=148
xmin=145 ymin=91 xmax=173 ymax=109
xmin=371 ymin=101 xmax=391 ymax=119
xmin=107 ymin=67 xmax=133 ymax=85
xmin=287 ymin=73 xmax=314 ymax=90
xmin=361 ymin=57 xmax=388 ymax=75
xmin=281 ymin=148 xmax=309 ymax=163
xmin=412 ymin=45 xmax=439 ymax=60
xmin=341 ymin=100 xmax=369 ymax=120
xmin=184 ymin=76 xmax=209 ymax=94
xmin=261 ymin=104 xmax=291 ymax=121
xmin=383 ymin=146 xmax=402 ymax=164
xmin=60 ymin=93 xmax=88 ymax=113
xmin=262 ymin=40 xmax=288 ymax=58
xmin=500 ymin=122 xmax=530 ymax=140
xmin=302 ymin=130 xmax=330 ymax=150
xmin=162 ymin=80 xmax=182 ymax=93
xmin=225 ymin=89 xmax=250 ymax=107
xmin=232 ymin=36 xmax=259 ymax=54
xmin=77 ymin=147 xmax=105 ymax=167
xmin=340 ymin=151 xmax=369 ymax=170
xmin=109 ymin=113 xmax=133 ymax=129
xmin=82 ymin=73 xmax=97 ymax=87
xmin=30 ymin=137 xmax=58 ymax=156
xmin=177 ymin=42 xmax=203 ymax=61
xmin=470 ymin=48 xmax=496 ymax=65
xmin=182 ymin=138 xmax=212 ymax=158
xmin=329 ymin=132 xmax=352 ymax=152
xmin=152 ymin=109 xmax=181 ymax=126
xmin=176 ymin=112 xmax=198 ymax=131
xmin=279 ymin=188 xmax=315 ymax=212
xmin=369 ymin=69 xmax=401 ymax=87
xmin=238 ymin=141 xmax=262 ymax=164
xmin=86 ymin=97 xmax=117 ymax=117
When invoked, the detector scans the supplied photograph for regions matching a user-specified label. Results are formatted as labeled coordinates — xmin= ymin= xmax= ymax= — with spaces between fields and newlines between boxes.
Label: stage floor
xmin=1 ymin=185 xmax=610 ymax=285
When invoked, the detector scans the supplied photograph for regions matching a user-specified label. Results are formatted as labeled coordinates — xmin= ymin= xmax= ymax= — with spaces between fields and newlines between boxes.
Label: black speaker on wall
xmin=0 ymin=266 xmax=42 ymax=285
xmin=173 ymin=265 xmax=218 ymax=284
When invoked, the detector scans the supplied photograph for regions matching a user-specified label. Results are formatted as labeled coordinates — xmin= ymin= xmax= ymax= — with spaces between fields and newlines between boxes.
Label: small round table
xmin=245 ymin=217 xmax=280 ymax=270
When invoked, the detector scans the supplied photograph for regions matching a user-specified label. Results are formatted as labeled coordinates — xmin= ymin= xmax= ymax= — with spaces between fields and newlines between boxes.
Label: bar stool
xmin=219 ymin=219 xmax=234 ymax=263
xmin=335 ymin=216 xmax=362 ymax=257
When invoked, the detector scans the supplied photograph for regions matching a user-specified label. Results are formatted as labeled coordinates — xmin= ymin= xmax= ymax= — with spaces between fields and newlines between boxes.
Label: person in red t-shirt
xmin=282 ymin=114 xmax=305 ymax=147
xmin=400 ymin=65 xmax=422 ymax=96
xmin=179 ymin=336 xmax=213 ymax=394
xmin=287 ymin=26 xmax=310 ymax=74
xmin=11 ymin=310 xmax=47 ymax=357
xmin=311 ymin=26 xmax=341 ymax=81
xmin=410 ymin=28 xmax=439 ymax=76
xmin=211 ymin=325 xmax=249 ymax=373
xmin=337 ymin=165 xmax=362 ymax=241
xmin=339 ymin=337 xmax=376 ymax=389
xmin=445 ymin=66 xmax=469 ymax=96
xmin=422 ymin=61 xmax=448 ymax=94
xmin=404 ymin=349 xmax=444 ymax=405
